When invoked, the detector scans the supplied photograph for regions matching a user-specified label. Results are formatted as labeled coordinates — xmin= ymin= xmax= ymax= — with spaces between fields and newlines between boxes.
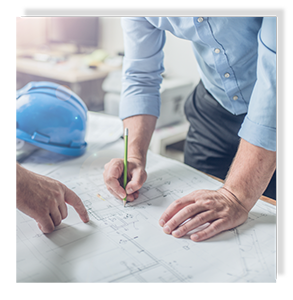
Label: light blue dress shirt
xmin=119 ymin=17 xmax=276 ymax=151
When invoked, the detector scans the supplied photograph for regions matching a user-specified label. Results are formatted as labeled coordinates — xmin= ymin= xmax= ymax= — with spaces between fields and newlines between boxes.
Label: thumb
xmin=126 ymin=167 xmax=147 ymax=194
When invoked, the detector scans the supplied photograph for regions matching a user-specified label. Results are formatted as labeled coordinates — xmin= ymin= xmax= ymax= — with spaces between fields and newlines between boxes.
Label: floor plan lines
xmin=17 ymin=139 xmax=276 ymax=282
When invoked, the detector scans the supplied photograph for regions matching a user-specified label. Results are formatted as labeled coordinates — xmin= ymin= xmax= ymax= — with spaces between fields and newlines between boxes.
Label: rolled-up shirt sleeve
xmin=119 ymin=17 xmax=166 ymax=120
xmin=238 ymin=17 xmax=276 ymax=151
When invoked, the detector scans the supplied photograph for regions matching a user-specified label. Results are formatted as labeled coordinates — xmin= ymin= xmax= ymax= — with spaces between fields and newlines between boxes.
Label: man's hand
xmin=17 ymin=163 xmax=89 ymax=233
xmin=159 ymin=138 xmax=275 ymax=242
xmin=103 ymin=157 xmax=147 ymax=201
xmin=159 ymin=187 xmax=249 ymax=242
xmin=103 ymin=114 xmax=157 ymax=202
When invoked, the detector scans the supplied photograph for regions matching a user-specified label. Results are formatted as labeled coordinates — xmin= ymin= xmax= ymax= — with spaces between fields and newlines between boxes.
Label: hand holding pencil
xmin=103 ymin=128 xmax=147 ymax=204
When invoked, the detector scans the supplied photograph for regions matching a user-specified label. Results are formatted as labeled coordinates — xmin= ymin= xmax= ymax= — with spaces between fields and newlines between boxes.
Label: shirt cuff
xmin=238 ymin=116 xmax=276 ymax=151
xmin=119 ymin=96 xmax=160 ymax=120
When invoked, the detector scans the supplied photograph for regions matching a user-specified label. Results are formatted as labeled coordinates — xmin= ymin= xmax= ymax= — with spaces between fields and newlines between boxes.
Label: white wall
xmin=163 ymin=31 xmax=200 ymax=84
xmin=16 ymin=17 xmax=200 ymax=86
xmin=16 ymin=17 xmax=47 ymax=47
xmin=98 ymin=17 xmax=124 ymax=56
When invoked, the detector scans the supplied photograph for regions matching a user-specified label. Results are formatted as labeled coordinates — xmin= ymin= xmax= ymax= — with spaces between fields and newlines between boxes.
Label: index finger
xmin=103 ymin=160 xmax=126 ymax=198
xmin=159 ymin=197 xmax=195 ymax=227
xmin=103 ymin=159 xmax=124 ymax=183
xmin=64 ymin=187 xmax=90 ymax=223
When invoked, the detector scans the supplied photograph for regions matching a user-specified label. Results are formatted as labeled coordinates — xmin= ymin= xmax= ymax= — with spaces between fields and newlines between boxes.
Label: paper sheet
xmin=17 ymin=139 xmax=276 ymax=283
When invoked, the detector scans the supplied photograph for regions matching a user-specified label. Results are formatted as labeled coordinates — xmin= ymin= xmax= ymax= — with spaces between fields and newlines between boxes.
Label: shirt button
xmin=233 ymin=95 xmax=238 ymax=101
xmin=197 ymin=17 xmax=204 ymax=23
xmin=224 ymin=72 xmax=230 ymax=78
xmin=214 ymin=48 xmax=220 ymax=54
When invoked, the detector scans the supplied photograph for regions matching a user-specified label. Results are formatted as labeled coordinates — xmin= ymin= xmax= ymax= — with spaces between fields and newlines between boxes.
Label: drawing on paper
xmin=17 ymin=131 xmax=276 ymax=283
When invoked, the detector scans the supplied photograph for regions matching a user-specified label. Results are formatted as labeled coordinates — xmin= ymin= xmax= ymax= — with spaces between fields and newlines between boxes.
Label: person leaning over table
xmin=103 ymin=17 xmax=276 ymax=242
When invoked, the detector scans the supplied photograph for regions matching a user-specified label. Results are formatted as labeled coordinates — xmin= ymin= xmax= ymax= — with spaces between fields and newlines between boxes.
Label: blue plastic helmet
xmin=16 ymin=81 xmax=88 ymax=156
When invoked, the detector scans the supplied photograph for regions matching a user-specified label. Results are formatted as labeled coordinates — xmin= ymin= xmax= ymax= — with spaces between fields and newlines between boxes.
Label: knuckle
xmin=137 ymin=173 xmax=146 ymax=185
xmin=161 ymin=211 xmax=170 ymax=221
xmin=196 ymin=214 xmax=207 ymax=225
xmin=53 ymin=185 xmax=64 ymax=199
xmin=37 ymin=207 xmax=49 ymax=218
xmin=173 ymin=199 xmax=183 ymax=209
xmin=48 ymin=196 xmax=59 ymax=208
xmin=210 ymin=221 xmax=222 ymax=233
xmin=196 ymin=214 xmax=206 ymax=224
xmin=185 ymin=206 xmax=194 ymax=215
xmin=113 ymin=159 xmax=123 ymax=169
xmin=55 ymin=219 xmax=62 ymax=227
xmin=139 ymin=169 xmax=147 ymax=179
xmin=178 ymin=224 xmax=188 ymax=235
xmin=168 ymin=218 xmax=178 ymax=228
xmin=62 ymin=210 xmax=68 ymax=220
xmin=43 ymin=223 xmax=55 ymax=234
xmin=103 ymin=172 xmax=111 ymax=183
xmin=204 ymin=199 xmax=213 ymax=208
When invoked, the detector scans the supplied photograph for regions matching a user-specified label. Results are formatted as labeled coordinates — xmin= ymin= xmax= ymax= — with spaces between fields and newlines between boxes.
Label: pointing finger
xmin=64 ymin=187 xmax=89 ymax=223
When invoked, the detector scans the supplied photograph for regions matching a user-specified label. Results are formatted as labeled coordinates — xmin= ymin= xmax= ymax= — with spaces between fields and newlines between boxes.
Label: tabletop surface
xmin=16 ymin=112 xmax=276 ymax=283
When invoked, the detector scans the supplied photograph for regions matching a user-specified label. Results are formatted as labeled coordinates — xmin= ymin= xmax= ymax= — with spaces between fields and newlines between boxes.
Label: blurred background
xmin=16 ymin=17 xmax=200 ymax=161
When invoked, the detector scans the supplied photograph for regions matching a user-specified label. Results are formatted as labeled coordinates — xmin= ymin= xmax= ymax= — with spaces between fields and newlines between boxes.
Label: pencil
xmin=123 ymin=128 xmax=128 ymax=207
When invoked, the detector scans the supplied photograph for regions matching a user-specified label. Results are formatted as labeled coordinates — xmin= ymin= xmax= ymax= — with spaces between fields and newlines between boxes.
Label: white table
xmin=16 ymin=113 xmax=276 ymax=283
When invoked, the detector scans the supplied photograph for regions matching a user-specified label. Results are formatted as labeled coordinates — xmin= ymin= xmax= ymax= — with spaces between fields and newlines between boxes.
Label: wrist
xmin=219 ymin=184 xmax=256 ymax=212
xmin=221 ymin=139 xmax=276 ymax=211
xmin=128 ymin=153 xmax=147 ymax=169
xmin=16 ymin=163 xmax=29 ymax=208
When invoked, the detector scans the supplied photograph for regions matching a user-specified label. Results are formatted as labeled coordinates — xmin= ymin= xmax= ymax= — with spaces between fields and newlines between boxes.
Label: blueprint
xmin=17 ymin=114 xmax=276 ymax=283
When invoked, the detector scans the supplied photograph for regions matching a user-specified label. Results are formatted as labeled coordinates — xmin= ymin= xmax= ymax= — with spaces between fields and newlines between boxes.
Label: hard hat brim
xmin=17 ymin=129 xmax=87 ymax=157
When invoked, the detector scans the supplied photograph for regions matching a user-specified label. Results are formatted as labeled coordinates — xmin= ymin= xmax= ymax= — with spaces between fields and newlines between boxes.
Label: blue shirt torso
xmin=120 ymin=17 xmax=276 ymax=151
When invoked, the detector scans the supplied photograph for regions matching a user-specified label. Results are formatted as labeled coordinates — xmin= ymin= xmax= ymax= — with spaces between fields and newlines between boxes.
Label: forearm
xmin=123 ymin=114 xmax=157 ymax=168
xmin=223 ymin=138 xmax=276 ymax=211
xmin=16 ymin=163 xmax=30 ymax=207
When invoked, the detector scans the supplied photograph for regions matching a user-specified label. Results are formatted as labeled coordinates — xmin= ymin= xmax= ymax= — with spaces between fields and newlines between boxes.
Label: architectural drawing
xmin=17 ymin=114 xmax=276 ymax=282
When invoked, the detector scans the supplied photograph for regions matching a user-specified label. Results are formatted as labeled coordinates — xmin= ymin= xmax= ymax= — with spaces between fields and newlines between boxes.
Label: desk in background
xmin=17 ymin=50 xmax=121 ymax=112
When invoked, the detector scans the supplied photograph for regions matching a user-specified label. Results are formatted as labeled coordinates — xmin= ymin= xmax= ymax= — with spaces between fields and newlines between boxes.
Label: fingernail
xmin=159 ymin=219 xmax=165 ymax=227
xmin=126 ymin=188 xmax=133 ymax=194
xmin=163 ymin=225 xmax=171 ymax=234
xmin=172 ymin=229 xmax=181 ymax=237
xmin=191 ymin=234 xmax=199 ymax=241
xmin=85 ymin=214 xmax=90 ymax=222
xmin=119 ymin=192 xmax=126 ymax=199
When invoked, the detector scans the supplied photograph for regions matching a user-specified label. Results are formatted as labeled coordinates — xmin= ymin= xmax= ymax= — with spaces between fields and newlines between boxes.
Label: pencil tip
xmin=123 ymin=201 xmax=126 ymax=207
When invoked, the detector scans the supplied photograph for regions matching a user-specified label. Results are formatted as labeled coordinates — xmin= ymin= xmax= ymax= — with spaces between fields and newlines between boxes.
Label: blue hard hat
xmin=16 ymin=81 xmax=88 ymax=156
